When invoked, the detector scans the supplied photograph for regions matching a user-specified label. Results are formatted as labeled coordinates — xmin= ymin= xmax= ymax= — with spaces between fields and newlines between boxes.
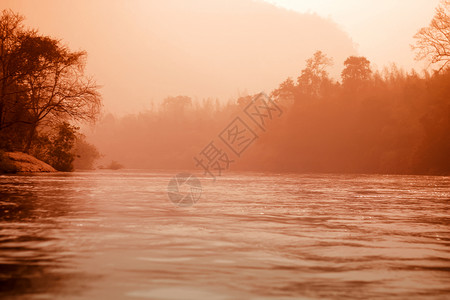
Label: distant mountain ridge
xmin=1 ymin=0 xmax=356 ymax=113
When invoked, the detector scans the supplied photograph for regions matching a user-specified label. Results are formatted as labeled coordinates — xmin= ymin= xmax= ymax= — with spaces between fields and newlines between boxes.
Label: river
xmin=0 ymin=171 xmax=449 ymax=299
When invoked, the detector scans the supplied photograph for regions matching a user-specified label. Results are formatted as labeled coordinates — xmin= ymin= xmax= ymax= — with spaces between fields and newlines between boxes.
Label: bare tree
xmin=413 ymin=0 xmax=450 ymax=71
xmin=297 ymin=50 xmax=333 ymax=98
xmin=17 ymin=34 xmax=101 ymax=152
xmin=0 ymin=9 xmax=26 ymax=131
xmin=0 ymin=9 xmax=101 ymax=152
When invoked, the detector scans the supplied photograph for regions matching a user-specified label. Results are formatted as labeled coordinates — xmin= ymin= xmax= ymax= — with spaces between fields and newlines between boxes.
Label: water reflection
xmin=0 ymin=174 xmax=95 ymax=298
xmin=0 ymin=172 xmax=449 ymax=299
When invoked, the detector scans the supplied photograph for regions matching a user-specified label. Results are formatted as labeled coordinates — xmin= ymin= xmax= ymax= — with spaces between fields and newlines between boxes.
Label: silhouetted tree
xmin=236 ymin=95 xmax=253 ymax=108
xmin=18 ymin=34 xmax=101 ymax=152
xmin=271 ymin=77 xmax=295 ymax=105
xmin=0 ymin=9 xmax=101 ymax=154
xmin=413 ymin=0 xmax=450 ymax=70
xmin=43 ymin=122 xmax=78 ymax=171
xmin=297 ymin=50 xmax=334 ymax=98
xmin=341 ymin=56 xmax=372 ymax=86
xmin=73 ymin=134 xmax=101 ymax=170
xmin=162 ymin=95 xmax=192 ymax=118
xmin=0 ymin=10 xmax=27 ymax=132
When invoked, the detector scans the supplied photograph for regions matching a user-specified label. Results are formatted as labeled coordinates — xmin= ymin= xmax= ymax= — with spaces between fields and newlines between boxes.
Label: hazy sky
xmin=0 ymin=0 xmax=441 ymax=114
xmin=264 ymin=0 xmax=440 ymax=70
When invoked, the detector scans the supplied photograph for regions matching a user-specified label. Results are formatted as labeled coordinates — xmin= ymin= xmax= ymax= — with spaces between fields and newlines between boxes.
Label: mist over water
xmin=1 ymin=171 xmax=449 ymax=299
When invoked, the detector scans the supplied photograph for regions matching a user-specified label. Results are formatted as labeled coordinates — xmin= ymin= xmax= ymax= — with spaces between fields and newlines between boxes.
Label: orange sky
xmin=264 ymin=0 xmax=440 ymax=71
xmin=0 ymin=0 xmax=440 ymax=114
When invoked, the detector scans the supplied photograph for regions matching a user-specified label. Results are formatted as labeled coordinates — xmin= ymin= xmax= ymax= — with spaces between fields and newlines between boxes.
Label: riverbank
xmin=0 ymin=151 xmax=56 ymax=173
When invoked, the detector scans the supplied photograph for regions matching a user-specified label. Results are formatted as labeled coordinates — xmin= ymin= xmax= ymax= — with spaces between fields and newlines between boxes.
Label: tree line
xmin=92 ymin=57 xmax=449 ymax=175
xmin=91 ymin=0 xmax=449 ymax=175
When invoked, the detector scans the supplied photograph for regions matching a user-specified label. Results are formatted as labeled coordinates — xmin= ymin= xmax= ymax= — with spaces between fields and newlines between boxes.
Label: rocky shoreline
xmin=0 ymin=151 xmax=56 ymax=173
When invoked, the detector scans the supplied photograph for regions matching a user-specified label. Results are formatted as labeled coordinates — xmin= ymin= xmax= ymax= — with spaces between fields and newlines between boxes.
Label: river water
xmin=0 ymin=171 xmax=449 ymax=299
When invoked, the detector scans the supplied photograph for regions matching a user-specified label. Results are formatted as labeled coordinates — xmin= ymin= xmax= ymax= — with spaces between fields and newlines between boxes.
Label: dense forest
xmin=92 ymin=1 xmax=450 ymax=175
xmin=92 ymin=58 xmax=449 ymax=175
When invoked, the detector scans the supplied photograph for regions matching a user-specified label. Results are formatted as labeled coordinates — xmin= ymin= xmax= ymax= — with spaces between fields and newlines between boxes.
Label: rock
xmin=0 ymin=151 xmax=56 ymax=173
